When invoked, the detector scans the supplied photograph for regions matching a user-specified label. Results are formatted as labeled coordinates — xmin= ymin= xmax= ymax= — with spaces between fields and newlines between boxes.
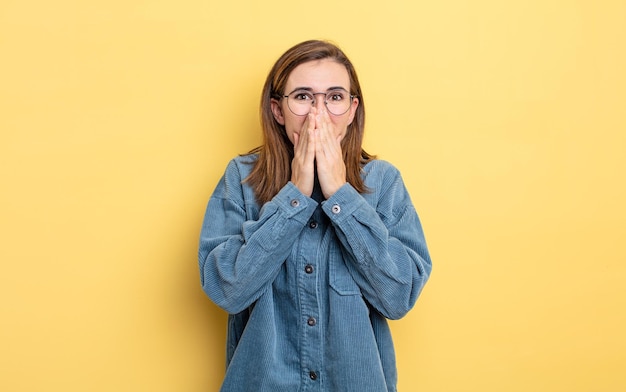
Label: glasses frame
xmin=282 ymin=88 xmax=356 ymax=116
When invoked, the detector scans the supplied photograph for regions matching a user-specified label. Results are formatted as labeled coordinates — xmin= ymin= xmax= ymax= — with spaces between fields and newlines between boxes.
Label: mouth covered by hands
xmin=290 ymin=107 xmax=346 ymax=199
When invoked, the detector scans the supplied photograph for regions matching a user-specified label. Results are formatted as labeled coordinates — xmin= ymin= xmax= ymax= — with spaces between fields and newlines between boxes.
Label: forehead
xmin=285 ymin=59 xmax=350 ymax=91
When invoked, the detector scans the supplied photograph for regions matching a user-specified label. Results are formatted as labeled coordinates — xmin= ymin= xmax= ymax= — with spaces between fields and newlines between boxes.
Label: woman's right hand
xmin=290 ymin=108 xmax=317 ymax=197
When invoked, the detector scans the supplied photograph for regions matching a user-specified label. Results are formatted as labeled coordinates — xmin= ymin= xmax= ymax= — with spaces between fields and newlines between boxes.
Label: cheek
xmin=284 ymin=115 xmax=306 ymax=144
xmin=331 ymin=115 xmax=351 ymax=140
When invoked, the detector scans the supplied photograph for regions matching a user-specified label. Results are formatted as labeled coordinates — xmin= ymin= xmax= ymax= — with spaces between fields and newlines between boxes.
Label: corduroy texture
xmin=199 ymin=155 xmax=432 ymax=391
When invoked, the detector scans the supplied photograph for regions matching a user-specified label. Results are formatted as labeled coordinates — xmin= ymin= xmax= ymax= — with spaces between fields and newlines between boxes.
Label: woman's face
xmin=271 ymin=59 xmax=359 ymax=145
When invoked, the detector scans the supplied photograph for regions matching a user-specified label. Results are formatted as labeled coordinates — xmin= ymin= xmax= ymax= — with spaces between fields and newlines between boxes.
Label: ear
xmin=270 ymin=98 xmax=285 ymax=125
xmin=347 ymin=96 xmax=359 ymax=125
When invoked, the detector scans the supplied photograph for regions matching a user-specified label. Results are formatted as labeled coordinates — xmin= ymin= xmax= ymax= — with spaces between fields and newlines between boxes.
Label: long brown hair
xmin=245 ymin=40 xmax=375 ymax=205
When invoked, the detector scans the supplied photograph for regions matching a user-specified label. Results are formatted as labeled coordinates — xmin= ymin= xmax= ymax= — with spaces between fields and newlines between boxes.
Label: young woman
xmin=198 ymin=40 xmax=432 ymax=392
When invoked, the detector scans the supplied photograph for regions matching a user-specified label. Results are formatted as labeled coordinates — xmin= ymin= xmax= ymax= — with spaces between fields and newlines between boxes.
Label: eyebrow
xmin=288 ymin=86 xmax=349 ymax=94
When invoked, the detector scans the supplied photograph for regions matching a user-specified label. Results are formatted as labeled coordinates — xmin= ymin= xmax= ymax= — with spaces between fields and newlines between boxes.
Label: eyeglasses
xmin=283 ymin=88 xmax=355 ymax=116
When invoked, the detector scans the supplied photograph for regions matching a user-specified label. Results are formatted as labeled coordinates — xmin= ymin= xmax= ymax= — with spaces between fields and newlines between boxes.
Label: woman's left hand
xmin=314 ymin=109 xmax=347 ymax=199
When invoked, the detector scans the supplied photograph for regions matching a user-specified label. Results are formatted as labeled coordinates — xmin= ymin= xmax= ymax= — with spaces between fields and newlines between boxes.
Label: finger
xmin=317 ymin=113 xmax=341 ymax=159
xmin=292 ymin=132 xmax=300 ymax=150
xmin=294 ymin=112 xmax=313 ymax=155
xmin=318 ymin=110 xmax=340 ymax=146
xmin=315 ymin=108 xmax=329 ymax=133
xmin=308 ymin=108 xmax=318 ymax=134
xmin=304 ymin=111 xmax=316 ymax=157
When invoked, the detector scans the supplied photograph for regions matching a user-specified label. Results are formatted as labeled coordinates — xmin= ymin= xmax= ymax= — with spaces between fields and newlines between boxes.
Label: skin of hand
xmin=312 ymin=108 xmax=347 ymax=199
xmin=290 ymin=106 xmax=347 ymax=199
xmin=290 ymin=110 xmax=317 ymax=197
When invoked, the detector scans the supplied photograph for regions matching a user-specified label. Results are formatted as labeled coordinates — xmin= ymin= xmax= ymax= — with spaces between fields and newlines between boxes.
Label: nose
xmin=311 ymin=93 xmax=327 ymax=111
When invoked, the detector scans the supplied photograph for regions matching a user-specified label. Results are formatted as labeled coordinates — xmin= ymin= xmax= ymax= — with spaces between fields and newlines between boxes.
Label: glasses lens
xmin=325 ymin=89 xmax=351 ymax=115
xmin=287 ymin=91 xmax=314 ymax=116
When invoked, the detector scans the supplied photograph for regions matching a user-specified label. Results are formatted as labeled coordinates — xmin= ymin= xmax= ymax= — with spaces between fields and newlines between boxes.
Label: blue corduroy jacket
xmin=199 ymin=154 xmax=432 ymax=392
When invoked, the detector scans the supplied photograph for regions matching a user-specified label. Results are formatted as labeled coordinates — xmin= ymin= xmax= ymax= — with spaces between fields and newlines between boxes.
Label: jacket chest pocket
xmin=328 ymin=246 xmax=362 ymax=296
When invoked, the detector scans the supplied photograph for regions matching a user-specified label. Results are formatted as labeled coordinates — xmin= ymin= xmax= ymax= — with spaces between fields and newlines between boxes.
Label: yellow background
xmin=1 ymin=0 xmax=625 ymax=390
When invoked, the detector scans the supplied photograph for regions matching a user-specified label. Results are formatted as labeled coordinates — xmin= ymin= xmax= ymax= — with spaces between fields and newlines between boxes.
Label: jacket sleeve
xmin=198 ymin=159 xmax=318 ymax=314
xmin=321 ymin=165 xmax=432 ymax=320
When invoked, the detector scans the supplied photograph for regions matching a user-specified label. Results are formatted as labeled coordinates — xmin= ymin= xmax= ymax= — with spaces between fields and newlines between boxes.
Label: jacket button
xmin=307 ymin=317 xmax=316 ymax=326
xmin=331 ymin=204 xmax=341 ymax=214
xmin=291 ymin=199 xmax=300 ymax=207
xmin=309 ymin=370 xmax=317 ymax=380
xmin=304 ymin=264 xmax=314 ymax=274
xmin=308 ymin=220 xmax=318 ymax=229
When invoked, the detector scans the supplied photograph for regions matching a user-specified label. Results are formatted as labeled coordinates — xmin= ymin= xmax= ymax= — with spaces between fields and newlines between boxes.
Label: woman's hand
xmin=290 ymin=110 xmax=316 ymax=197
xmin=314 ymin=109 xmax=347 ymax=199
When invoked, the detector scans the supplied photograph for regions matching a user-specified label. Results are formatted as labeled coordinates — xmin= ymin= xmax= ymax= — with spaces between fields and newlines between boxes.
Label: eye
xmin=327 ymin=90 xmax=348 ymax=102
xmin=292 ymin=91 xmax=314 ymax=101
